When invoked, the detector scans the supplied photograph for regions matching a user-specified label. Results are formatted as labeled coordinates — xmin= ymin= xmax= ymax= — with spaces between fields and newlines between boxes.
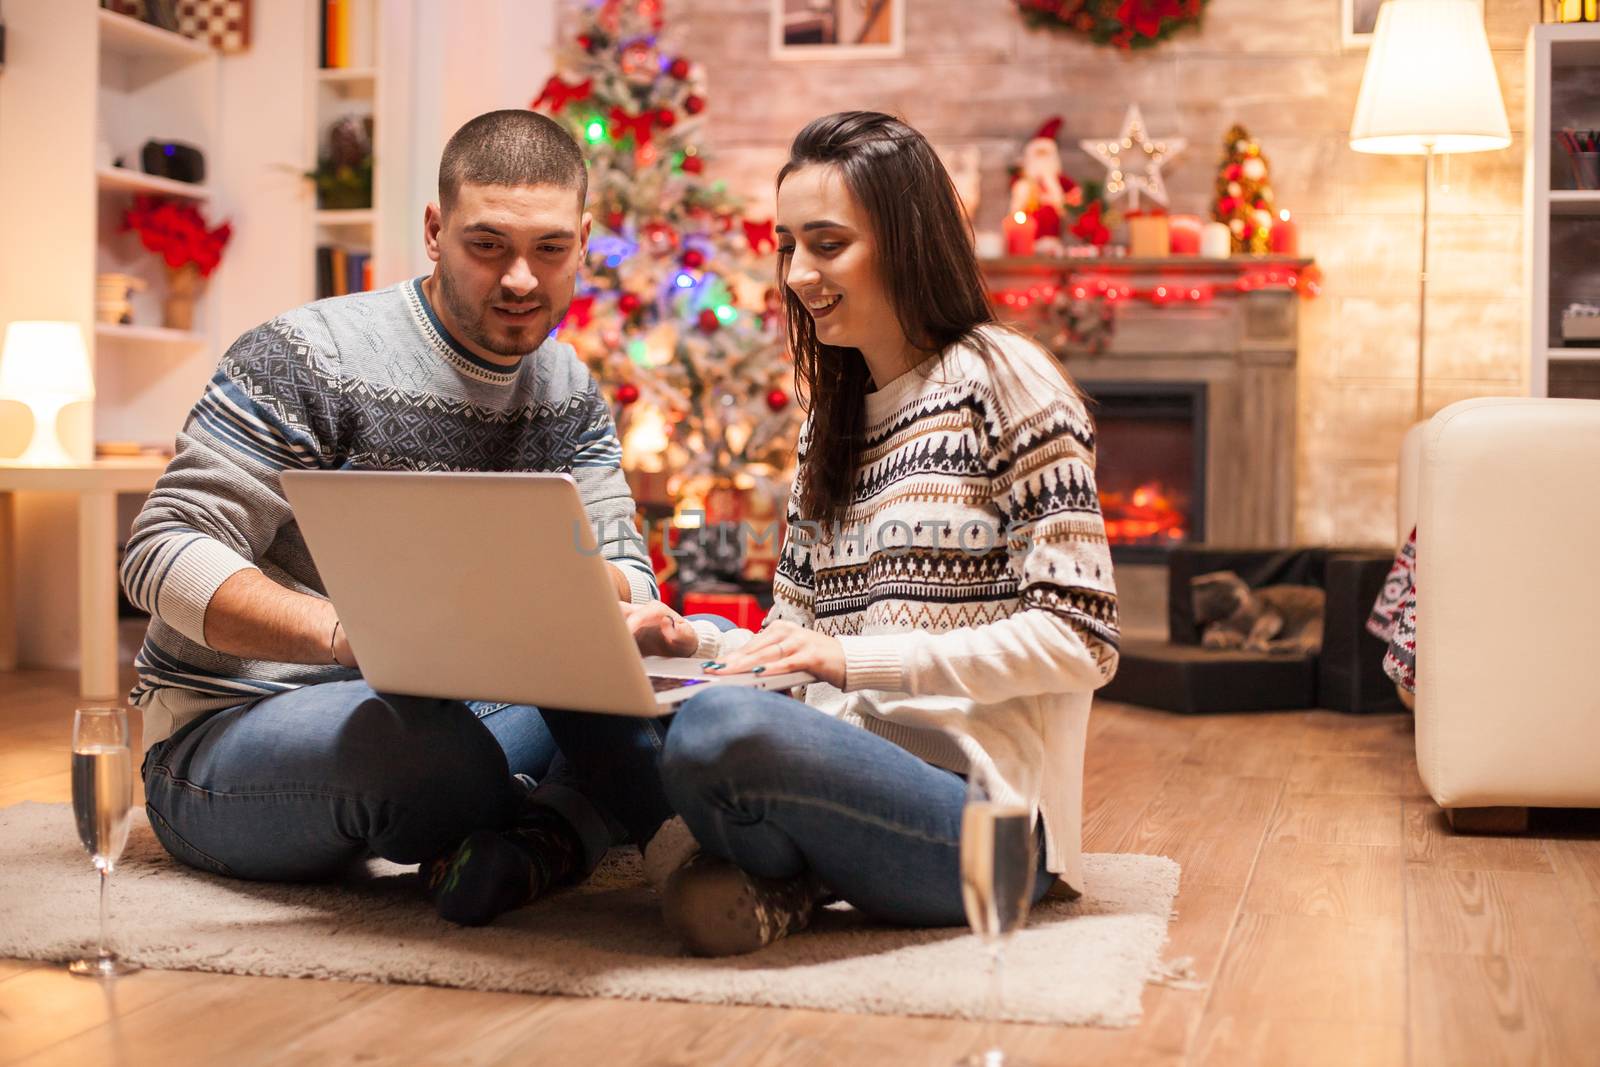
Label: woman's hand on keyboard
xmin=620 ymin=601 xmax=701 ymax=657
xmin=705 ymin=619 xmax=845 ymax=689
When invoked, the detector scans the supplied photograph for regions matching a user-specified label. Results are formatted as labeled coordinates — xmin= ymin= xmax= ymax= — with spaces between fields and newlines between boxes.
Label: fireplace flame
xmin=1101 ymin=481 xmax=1188 ymax=545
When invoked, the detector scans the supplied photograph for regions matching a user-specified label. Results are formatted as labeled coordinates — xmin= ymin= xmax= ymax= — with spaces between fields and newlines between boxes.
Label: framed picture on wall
xmin=1343 ymin=0 xmax=1483 ymax=48
xmin=771 ymin=0 xmax=904 ymax=60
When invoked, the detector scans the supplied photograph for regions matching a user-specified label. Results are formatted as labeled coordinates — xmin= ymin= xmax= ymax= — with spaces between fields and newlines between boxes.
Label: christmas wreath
xmin=1013 ymin=0 xmax=1208 ymax=49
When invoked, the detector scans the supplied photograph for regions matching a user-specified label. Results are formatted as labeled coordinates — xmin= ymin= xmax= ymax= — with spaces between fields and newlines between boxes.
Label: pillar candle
xmin=1168 ymin=214 xmax=1202 ymax=255
xmin=1201 ymin=221 xmax=1231 ymax=258
xmin=1003 ymin=211 xmax=1037 ymax=257
xmin=1127 ymin=213 xmax=1170 ymax=258
xmin=1268 ymin=209 xmax=1299 ymax=256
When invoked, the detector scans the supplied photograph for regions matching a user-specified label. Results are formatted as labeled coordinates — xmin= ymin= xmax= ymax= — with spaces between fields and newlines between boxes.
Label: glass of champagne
xmin=68 ymin=706 xmax=141 ymax=978
xmin=958 ymin=763 xmax=1039 ymax=1067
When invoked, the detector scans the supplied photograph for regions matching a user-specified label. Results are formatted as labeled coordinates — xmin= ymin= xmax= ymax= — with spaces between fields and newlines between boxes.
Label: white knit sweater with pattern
xmin=693 ymin=326 xmax=1119 ymax=892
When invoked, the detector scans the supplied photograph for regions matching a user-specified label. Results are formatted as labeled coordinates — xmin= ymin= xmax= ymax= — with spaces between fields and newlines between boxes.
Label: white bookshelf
xmin=93 ymin=6 xmax=223 ymax=450
xmin=307 ymin=2 xmax=386 ymax=301
xmin=1526 ymin=23 xmax=1600 ymax=398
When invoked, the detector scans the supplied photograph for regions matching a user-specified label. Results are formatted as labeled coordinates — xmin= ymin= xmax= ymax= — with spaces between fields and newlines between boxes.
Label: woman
xmin=640 ymin=111 xmax=1122 ymax=956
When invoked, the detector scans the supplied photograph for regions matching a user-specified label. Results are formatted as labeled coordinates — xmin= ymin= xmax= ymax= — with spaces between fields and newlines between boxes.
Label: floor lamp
xmin=1349 ymin=0 xmax=1511 ymax=422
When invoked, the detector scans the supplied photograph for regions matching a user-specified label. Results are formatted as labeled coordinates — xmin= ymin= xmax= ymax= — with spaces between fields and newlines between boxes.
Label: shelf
xmin=1549 ymin=191 xmax=1600 ymax=216
xmin=97 ymin=167 xmax=213 ymax=201
xmin=1545 ymin=23 xmax=1600 ymax=68
xmin=97 ymin=9 xmax=212 ymax=64
xmin=1548 ymin=348 xmax=1600 ymax=361
xmin=316 ymin=209 xmax=376 ymax=227
xmin=94 ymin=323 xmax=206 ymax=348
xmin=318 ymin=67 xmax=377 ymax=83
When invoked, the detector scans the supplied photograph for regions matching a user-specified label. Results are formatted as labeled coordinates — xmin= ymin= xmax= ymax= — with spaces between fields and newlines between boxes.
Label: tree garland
xmin=1013 ymin=0 xmax=1208 ymax=49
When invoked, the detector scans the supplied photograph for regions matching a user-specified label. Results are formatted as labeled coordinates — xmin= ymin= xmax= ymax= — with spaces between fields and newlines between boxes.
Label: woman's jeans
xmin=656 ymin=687 xmax=1052 ymax=927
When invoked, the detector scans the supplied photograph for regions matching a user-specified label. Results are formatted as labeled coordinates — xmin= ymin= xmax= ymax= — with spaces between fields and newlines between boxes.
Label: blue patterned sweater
xmin=122 ymin=278 xmax=656 ymax=748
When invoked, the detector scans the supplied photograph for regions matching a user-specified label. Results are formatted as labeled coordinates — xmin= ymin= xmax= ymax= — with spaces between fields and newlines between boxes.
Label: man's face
xmin=424 ymin=182 xmax=590 ymax=361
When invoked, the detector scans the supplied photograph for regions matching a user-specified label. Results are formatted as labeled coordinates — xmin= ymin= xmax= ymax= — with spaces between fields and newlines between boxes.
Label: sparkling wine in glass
xmin=68 ymin=706 xmax=141 ymax=978
xmin=958 ymin=767 xmax=1039 ymax=1067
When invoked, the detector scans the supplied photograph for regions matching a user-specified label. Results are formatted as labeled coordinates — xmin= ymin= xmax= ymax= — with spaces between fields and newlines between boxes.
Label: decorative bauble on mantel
xmin=1012 ymin=0 xmax=1208 ymax=49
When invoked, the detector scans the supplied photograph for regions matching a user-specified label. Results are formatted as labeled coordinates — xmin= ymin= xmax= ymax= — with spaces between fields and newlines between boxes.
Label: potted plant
xmin=122 ymin=196 xmax=232 ymax=330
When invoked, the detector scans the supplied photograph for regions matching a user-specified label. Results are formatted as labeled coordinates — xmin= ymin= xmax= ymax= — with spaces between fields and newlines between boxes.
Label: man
xmin=123 ymin=110 xmax=677 ymax=924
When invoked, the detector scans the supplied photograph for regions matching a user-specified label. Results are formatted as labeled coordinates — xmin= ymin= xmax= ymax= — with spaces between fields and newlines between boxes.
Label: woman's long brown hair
xmin=777 ymin=111 xmax=1074 ymax=529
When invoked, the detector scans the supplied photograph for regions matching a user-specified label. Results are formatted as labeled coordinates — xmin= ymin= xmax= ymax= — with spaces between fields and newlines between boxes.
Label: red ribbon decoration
xmin=531 ymin=77 xmax=593 ymax=114
xmin=742 ymin=217 xmax=776 ymax=255
xmin=609 ymin=106 xmax=656 ymax=147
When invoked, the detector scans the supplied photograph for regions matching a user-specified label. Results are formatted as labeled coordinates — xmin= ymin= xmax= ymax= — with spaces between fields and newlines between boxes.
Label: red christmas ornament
xmin=605 ymin=210 xmax=626 ymax=232
xmin=681 ymin=248 xmax=705 ymax=269
xmin=668 ymin=57 xmax=691 ymax=79
xmin=765 ymin=388 xmax=790 ymax=413
xmin=641 ymin=220 xmax=679 ymax=256
xmin=680 ymin=155 xmax=704 ymax=175
xmin=577 ymin=34 xmax=593 ymax=51
xmin=616 ymin=382 xmax=640 ymax=406
xmin=618 ymin=292 xmax=643 ymax=315
xmin=697 ymin=308 xmax=720 ymax=333
xmin=656 ymin=108 xmax=677 ymax=130
xmin=684 ymin=95 xmax=705 ymax=115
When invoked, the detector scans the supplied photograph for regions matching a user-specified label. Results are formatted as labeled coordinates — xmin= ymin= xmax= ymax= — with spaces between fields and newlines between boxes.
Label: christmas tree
xmin=532 ymin=0 xmax=798 ymax=507
xmin=1212 ymin=124 xmax=1275 ymax=254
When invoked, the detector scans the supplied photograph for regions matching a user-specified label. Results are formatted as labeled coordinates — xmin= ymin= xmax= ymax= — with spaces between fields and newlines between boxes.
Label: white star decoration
xmin=1079 ymin=104 xmax=1186 ymax=211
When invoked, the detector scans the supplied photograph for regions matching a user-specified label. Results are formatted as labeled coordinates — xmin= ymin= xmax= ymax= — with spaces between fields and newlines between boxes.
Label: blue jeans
xmin=141 ymin=680 xmax=577 ymax=880
xmin=657 ymin=687 xmax=1053 ymax=927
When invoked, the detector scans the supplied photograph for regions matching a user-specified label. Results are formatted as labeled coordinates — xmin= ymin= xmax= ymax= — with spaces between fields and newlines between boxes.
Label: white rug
xmin=0 ymin=803 xmax=1182 ymax=1027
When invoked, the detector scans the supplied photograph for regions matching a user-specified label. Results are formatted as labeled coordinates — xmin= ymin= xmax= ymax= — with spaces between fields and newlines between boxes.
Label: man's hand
xmin=704 ymin=619 xmax=845 ymax=689
xmin=621 ymin=601 xmax=701 ymax=658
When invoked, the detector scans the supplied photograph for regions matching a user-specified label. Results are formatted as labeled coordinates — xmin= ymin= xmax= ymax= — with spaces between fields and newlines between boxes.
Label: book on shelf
xmin=316 ymin=246 xmax=372 ymax=300
xmin=320 ymin=0 xmax=375 ymax=69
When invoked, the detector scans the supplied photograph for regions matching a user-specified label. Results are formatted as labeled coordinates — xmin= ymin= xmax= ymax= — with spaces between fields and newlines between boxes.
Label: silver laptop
xmin=279 ymin=470 xmax=811 ymax=715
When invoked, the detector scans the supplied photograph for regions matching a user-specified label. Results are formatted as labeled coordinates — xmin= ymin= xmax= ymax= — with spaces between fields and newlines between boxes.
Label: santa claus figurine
xmin=1009 ymin=117 xmax=1081 ymax=255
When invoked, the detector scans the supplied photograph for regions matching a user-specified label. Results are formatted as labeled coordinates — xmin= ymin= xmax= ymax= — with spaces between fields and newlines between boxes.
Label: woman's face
xmin=776 ymin=164 xmax=908 ymax=374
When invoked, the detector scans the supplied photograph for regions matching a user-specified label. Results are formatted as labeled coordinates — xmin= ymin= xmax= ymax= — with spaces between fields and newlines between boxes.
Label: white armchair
xmin=1405 ymin=397 xmax=1600 ymax=828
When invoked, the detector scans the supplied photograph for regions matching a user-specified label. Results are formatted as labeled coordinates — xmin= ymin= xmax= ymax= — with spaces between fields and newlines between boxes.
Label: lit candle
xmin=1004 ymin=210 xmax=1038 ymax=257
xmin=1168 ymin=214 xmax=1202 ymax=255
xmin=1268 ymin=209 xmax=1299 ymax=256
xmin=1200 ymin=221 xmax=1231 ymax=258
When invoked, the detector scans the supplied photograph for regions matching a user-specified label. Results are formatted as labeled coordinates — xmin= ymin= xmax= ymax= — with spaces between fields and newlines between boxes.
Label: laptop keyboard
xmin=650 ymin=675 xmax=710 ymax=694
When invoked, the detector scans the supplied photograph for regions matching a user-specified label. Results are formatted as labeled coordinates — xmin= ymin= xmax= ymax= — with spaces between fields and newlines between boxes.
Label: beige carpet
xmin=0 ymin=802 xmax=1184 ymax=1027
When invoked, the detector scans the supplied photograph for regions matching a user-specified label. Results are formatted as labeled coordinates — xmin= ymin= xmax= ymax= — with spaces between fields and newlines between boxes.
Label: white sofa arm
xmin=1415 ymin=397 xmax=1600 ymax=810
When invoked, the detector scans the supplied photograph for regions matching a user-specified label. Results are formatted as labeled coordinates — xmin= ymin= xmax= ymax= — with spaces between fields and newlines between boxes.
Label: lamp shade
xmin=1349 ymin=0 xmax=1510 ymax=155
xmin=0 ymin=321 xmax=95 ymax=402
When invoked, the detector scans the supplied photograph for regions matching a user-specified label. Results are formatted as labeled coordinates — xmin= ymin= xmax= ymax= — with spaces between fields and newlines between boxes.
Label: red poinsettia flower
xmin=122 ymin=195 xmax=233 ymax=277
xmin=1116 ymin=0 xmax=1174 ymax=38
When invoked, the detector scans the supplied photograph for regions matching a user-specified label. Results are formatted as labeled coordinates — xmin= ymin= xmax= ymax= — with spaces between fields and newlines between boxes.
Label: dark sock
xmin=423 ymin=805 xmax=585 ymax=927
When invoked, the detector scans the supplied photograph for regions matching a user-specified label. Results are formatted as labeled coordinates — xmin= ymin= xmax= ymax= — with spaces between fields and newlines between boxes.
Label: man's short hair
xmin=438 ymin=109 xmax=587 ymax=214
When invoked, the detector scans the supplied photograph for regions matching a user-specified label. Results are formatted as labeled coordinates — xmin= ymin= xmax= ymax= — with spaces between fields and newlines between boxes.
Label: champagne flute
xmin=68 ymin=706 xmax=141 ymax=978
xmin=958 ymin=764 xmax=1039 ymax=1067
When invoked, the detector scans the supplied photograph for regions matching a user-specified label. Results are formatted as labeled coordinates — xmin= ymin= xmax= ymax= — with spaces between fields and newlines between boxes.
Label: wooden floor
xmin=4 ymin=667 xmax=1600 ymax=1066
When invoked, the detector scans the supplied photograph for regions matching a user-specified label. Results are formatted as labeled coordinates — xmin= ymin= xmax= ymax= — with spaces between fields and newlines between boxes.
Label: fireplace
xmin=1086 ymin=382 xmax=1207 ymax=563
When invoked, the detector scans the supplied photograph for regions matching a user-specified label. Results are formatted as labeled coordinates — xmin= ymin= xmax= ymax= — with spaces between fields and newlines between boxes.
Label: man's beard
xmin=438 ymin=269 xmax=566 ymax=357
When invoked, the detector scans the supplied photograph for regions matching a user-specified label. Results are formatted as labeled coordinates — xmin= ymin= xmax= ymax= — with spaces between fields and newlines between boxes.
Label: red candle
xmin=1168 ymin=214 xmax=1201 ymax=255
xmin=1269 ymin=209 xmax=1299 ymax=256
xmin=1004 ymin=210 xmax=1037 ymax=257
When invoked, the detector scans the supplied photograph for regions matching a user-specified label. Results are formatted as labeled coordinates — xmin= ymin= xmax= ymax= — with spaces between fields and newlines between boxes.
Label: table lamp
xmin=0 ymin=321 xmax=95 ymax=466
xmin=1350 ymin=0 xmax=1510 ymax=421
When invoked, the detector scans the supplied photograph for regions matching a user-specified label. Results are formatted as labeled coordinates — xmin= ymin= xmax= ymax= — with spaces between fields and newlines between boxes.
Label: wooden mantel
xmin=980 ymin=255 xmax=1320 ymax=549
